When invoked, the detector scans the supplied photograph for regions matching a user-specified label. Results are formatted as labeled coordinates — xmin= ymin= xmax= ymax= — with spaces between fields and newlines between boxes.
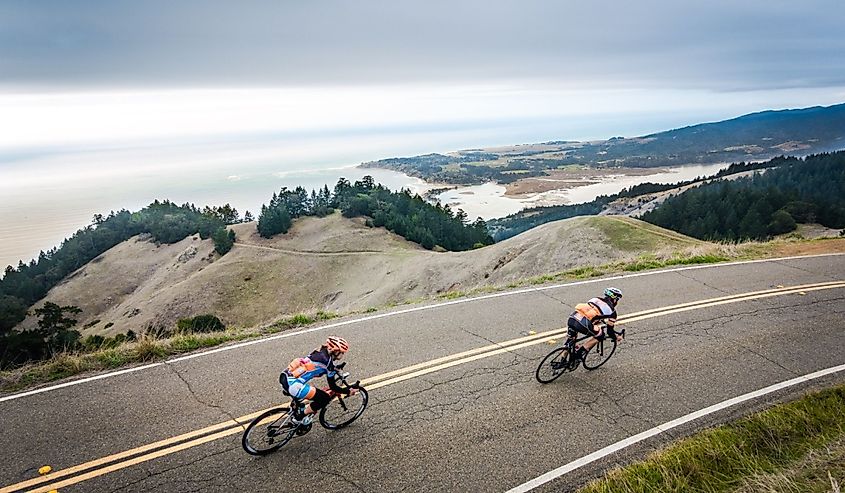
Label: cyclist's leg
xmin=292 ymin=386 xmax=332 ymax=416
xmin=567 ymin=317 xmax=592 ymax=363
xmin=302 ymin=388 xmax=331 ymax=415
xmin=582 ymin=325 xmax=606 ymax=351
xmin=284 ymin=380 xmax=331 ymax=417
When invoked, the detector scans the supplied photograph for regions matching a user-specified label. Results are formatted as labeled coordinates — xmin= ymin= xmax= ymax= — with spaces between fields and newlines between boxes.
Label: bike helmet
xmin=325 ymin=336 xmax=349 ymax=354
xmin=604 ymin=287 xmax=623 ymax=302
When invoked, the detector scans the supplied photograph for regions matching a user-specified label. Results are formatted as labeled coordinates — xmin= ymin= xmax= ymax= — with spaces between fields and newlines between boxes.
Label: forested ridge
xmin=642 ymin=152 xmax=845 ymax=241
xmin=0 ymin=201 xmax=244 ymax=366
xmin=258 ymin=175 xmax=493 ymax=251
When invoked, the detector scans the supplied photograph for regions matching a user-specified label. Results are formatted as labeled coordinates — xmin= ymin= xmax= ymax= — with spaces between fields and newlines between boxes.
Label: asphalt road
xmin=2 ymin=254 xmax=844 ymax=493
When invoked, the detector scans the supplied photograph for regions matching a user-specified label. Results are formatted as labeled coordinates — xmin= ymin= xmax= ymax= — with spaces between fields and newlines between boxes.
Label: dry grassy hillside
xmin=19 ymin=213 xmax=701 ymax=336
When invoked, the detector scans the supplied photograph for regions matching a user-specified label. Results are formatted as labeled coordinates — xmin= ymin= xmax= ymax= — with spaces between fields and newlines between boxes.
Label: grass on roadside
xmin=506 ymin=237 xmax=845 ymax=289
xmin=579 ymin=384 xmax=845 ymax=493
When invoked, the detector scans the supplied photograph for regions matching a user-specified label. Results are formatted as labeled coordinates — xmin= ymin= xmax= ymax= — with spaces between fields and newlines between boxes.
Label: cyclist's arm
xmin=326 ymin=371 xmax=351 ymax=395
xmin=605 ymin=322 xmax=625 ymax=341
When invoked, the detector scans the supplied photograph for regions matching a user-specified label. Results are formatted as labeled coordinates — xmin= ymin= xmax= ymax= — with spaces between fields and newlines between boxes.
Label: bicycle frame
xmin=564 ymin=332 xmax=605 ymax=357
xmin=242 ymin=362 xmax=368 ymax=455
xmin=564 ymin=325 xmax=624 ymax=358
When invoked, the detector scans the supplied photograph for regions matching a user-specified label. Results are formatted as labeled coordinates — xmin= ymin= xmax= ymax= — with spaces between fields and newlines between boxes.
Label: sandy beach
xmin=504 ymin=167 xmax=670 ymax=197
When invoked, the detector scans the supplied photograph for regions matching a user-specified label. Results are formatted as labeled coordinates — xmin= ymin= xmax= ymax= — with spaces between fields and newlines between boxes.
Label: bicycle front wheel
xmin=319 ymin=387 xmax=369 ymax=430
xmin=242 ymin=407 xmax=297 ymax=456
xmin=535 ymin=347 xmax=569 ymax=383
xmin=582 ymin=338 xmax=617 ymax=370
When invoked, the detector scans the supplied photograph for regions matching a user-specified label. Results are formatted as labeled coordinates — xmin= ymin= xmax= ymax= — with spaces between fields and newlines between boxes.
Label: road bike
xmin=242 ymin=362 xmax=368 ymax=455
xmin=535 ymin=326 xmax=625 ymax=383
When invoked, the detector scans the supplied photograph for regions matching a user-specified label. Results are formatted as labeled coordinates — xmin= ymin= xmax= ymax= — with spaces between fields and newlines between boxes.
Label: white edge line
xmin=0 ymin=363 xmax=163 ymax=403
xmin=2 ymin=252 xmax=842 ymax=404
xmin=505 ymin=362 xmax=845 ymax=493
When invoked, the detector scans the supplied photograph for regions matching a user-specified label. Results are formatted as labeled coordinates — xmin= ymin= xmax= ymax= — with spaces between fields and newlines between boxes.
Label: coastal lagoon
xmin=435 ymin=162 xmax=734 ymax=220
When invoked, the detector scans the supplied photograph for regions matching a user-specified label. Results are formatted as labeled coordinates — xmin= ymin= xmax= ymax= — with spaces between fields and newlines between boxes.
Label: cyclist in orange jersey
xmin=567 ymin=287 xmax=624 ymax=366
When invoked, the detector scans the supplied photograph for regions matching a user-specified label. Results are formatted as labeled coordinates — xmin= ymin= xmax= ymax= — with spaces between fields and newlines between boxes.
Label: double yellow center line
xmin=4 ymin=280 xmax=844 ymax=493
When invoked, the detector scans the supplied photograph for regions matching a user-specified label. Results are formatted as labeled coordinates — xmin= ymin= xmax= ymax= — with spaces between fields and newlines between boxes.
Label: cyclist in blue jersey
xmin=279 ymin=336 xmax=357 ymax=424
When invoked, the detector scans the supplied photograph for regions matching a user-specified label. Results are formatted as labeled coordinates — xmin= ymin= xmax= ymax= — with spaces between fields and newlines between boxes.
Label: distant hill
xmin=16 ymin=214 xmax=700 ymax=336
xmin=599 ymin=104 xmax=845 ymax=166
xmin=360 ymin=103 xmax=845 ymax=184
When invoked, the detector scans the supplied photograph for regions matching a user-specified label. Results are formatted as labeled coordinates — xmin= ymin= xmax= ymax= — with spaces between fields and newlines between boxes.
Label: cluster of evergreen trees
xmin=257 ymin=185 xmax=334 ymax=237
xmin=0 ymin=302 xmax=124 ymax=368
xmin=257 ymin=176 xmax=494 ymax=250
xmin=642 ymin=152 xmax=845 ymax=241
xmin=486 ymin=199 xmax=610 ymax=241
xmin=1 ymin=200 xmax=244 ymax=356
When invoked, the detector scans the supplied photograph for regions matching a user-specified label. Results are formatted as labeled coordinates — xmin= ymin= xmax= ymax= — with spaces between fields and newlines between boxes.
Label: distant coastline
xmin=4 ymin=102 xmax=843 ymax=269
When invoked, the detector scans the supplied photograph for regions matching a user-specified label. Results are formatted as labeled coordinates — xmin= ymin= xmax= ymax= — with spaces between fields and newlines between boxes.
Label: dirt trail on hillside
xmin=236 ymin=242 xmax=387 ymax=256
xmin=18 ymin=213 xmax=702 ymax=336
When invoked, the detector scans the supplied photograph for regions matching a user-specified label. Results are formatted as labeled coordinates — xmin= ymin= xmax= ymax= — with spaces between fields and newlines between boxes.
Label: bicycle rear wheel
xmin=242 ymin=407 xmax=297 ymax=455
xmin=582 ymin=338 xmax=617 ymax=370
xmin=535 ymin=347 xmax=569 ymax=383
xmin=319 ymin=387 xmax=369 ymax=430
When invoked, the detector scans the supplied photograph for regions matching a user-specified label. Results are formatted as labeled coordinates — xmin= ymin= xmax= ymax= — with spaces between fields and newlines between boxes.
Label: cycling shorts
xmin=567 ymin=314 xmax=606 ymax=341
xmin=280 ymin=375 xmax=316 ymax=400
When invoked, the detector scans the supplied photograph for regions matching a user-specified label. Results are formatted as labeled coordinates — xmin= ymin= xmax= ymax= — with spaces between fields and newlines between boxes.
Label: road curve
xmin=1 ymin=254 xmax=844 ymax=492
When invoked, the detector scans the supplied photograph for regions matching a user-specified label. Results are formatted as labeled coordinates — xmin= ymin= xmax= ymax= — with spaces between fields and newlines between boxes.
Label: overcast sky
xmin=2 ymin=0 xmax=843 ymax=91
xmin=1 ymin=0 xmax=844 ymax=149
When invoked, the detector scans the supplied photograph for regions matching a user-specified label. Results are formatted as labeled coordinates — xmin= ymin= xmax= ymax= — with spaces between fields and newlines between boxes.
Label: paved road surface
xmin=1 ymin=254 xmax=844 ymax=492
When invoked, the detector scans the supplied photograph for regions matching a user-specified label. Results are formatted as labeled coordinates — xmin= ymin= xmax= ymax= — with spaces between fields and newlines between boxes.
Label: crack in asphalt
xmin=361 ymin=356 xmax=527 ymax=438
xmin=628 ymin=292 xmax=845 ymax=340
xmin=301 ymin=462 xmax=369 ymax=493
xmin=699 ymin=323 xmax=800 ymax=378
xmin=165 ymin=363 xmax=244 ymax=429
xmin=459 ymin=325 xmax=510 ymax=348
xmin=576 ymin=381 xmax=653 ymax=434
xmin=458 ymin=325 xmax=538 ymax=362
xmin=771 ymin=259 xmax=841 ymax=282
xmin=536 ymin=287 xmax=575 ymax=309
xmin=673 ymin=270 xmax=733 ymax=295
xmin=106 ymin=444 xmax=239 ymax=493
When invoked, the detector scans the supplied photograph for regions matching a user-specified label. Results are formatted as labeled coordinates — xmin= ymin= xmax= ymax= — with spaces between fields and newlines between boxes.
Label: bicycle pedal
xmin=295 ymin=422 xmax=313 ymax=436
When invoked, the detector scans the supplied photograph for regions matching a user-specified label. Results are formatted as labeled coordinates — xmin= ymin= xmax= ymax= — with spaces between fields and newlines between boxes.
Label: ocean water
xmin=0 ymin=133 xmax=435 ymax=270
xmin=0 ymin=112 xmax=720 ymax=269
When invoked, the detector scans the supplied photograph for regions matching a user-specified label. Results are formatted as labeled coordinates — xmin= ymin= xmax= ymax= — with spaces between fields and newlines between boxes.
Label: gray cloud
xmin=1 ymin=0 xmax=844 ymax=91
